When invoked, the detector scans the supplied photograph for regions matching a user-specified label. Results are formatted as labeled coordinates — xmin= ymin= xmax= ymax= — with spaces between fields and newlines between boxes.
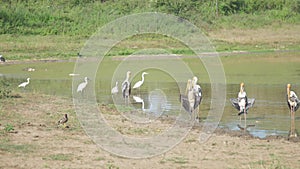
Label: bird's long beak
xmin=287 ymin=84 xmax=291 ymax=98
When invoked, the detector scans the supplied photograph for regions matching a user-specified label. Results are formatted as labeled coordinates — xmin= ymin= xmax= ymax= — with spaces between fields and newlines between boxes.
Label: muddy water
xmin=95 ymin=81 xmax=299 ymax=139
xmin=1 ymin=76 xmax=299 ymax=139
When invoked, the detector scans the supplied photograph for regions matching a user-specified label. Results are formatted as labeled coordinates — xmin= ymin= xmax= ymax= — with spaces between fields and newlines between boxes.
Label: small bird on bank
xmin=18 ymin=78 xmax=30 ymax=88
xmin=57 ymin=114 xmax=68 ymax=128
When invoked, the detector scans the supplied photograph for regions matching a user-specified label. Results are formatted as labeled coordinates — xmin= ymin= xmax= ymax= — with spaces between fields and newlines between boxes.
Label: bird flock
xmin=110 ymin=71 xmax=299 ymax=134
xmin=10 ymin=65 xmax=300 ymax=133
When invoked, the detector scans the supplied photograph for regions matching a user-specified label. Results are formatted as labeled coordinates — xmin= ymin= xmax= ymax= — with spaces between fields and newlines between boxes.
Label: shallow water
xmin=1 ymin=62 xmax=299 ymax=139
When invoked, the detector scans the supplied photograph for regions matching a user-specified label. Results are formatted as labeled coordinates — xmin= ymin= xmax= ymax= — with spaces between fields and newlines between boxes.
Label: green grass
xmin=43 ymin=153 xmax=73 ymax=161
xmin=0 ymin=140 xmax=35 ymax=154
xmin=166 ymin=156 xmax=189 ymax=164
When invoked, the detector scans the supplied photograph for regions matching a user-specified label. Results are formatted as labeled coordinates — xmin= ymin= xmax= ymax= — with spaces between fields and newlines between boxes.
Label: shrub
xmin=0 ymin=79 xmax=12 ymax=99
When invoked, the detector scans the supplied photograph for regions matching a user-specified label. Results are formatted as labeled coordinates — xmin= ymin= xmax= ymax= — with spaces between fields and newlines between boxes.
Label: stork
xmin=287 ymin=84 xmax=300 ymax=114
xmin=179 ymin=76 xmax=202 ymax=121
xmin=122 ymin=71 xmax=131 ymax=105
xmin=230 ymin=83 xmax=255 ymax=128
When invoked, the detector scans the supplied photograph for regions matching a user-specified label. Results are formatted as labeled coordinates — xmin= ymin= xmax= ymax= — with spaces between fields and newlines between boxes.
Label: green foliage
xmin=0 ymin=0 xmax=299 ymax=37
xmin=0 ymin=79 xmax=12 ymax=99
xmin=4 ymin=124 xmax=14 ymax=132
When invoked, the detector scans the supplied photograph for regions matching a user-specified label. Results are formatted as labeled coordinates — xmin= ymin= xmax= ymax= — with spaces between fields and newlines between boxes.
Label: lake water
xmin=1 ymin=75 xmax=297 ymax=139
xmin=1 ymin=57 xmax=299 ymax=139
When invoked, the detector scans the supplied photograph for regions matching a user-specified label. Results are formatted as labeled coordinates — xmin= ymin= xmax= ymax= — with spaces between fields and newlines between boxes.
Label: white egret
xmin=77 ymin=77 xmax=89 ymax=92
xmin=122 ymin=71 xmax=131 ymax=104
xmin=111 ymin=81 xmax=119 ymax=94
xmin=57 ymin=114 xmax=68 ymax=128
xmin=230 ymin=82 xmax=255 ymax=128
xmin=133 ymin=72 xmax=148 ymax=90
xmin=18 ymin=78 xmax=30 ymax=88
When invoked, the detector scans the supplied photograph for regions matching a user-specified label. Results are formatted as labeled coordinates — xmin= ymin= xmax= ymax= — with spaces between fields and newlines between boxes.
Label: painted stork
xmin=287 ymin=84 xmax=300 ymax=114
xmin=0 ymin=55 xmax=6 ymax=62
xmin=230 ymin=82 xmax=255 ymax=127
xmin=122 ymin=71 xmax=131 ymax=104
xmin=179 ymin=76 xmax=202 ymax=121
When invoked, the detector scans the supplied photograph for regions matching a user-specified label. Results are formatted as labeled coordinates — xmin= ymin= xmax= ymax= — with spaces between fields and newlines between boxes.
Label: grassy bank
xmin=0 ymin=0 xmax=300 ymax=60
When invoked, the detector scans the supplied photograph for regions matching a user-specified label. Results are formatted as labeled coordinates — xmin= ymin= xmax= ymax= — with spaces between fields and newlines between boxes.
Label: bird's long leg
xmin=239 ymin=115 xmax=242 ymax=125
xmin=196 ymin=106 xmax=200 ymax=122
xmin=244 ymin=110 xmax=247 ymax=129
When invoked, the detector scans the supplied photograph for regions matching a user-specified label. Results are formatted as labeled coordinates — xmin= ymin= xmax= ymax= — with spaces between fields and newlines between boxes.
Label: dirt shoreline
xmin=1 ymin=93 xmax=299 ymax=168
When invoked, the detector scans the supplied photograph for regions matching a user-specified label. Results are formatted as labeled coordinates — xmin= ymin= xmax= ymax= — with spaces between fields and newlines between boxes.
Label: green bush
xmin=4 ymin=124 xmax=14 ymax=132
xmin=0 ymin=0 xmax=299 ymax=37
xmin=0 ymin=79 xmax=12 ymax=99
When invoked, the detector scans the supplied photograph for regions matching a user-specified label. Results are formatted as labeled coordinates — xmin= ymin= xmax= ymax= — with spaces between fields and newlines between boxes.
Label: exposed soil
xmin=1 ymin=93 xmax=299 ymax=169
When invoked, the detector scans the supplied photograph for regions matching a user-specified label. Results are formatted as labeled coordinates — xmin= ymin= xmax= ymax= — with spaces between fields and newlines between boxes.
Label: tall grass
xmin=0 ymin=0 xmax=299 ymax=60
xmin=0 ymin=0 xmax=299 ymax=37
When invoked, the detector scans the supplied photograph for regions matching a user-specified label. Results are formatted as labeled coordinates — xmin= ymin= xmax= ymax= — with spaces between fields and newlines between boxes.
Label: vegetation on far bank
xmin=0 ymin=0 xmax=300 ymax=60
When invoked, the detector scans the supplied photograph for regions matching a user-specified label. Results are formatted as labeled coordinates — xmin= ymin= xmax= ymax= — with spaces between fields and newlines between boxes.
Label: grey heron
xmin=230 ymin=82 xmax=255 ymax=128
xmin=18 ymin=78 xmax=30 ymax=88
xmin=58 ymin=114 xmax=68 ymax=128
xmin=111 ymin=81 xmax=119 ymax=94
xmin=133 ymin=72 xmax=148 ymax=92
xmin=122 ymin=71 xmax=131 ymax=104
xmin=77 ymin=77 xmax=89 ymax=92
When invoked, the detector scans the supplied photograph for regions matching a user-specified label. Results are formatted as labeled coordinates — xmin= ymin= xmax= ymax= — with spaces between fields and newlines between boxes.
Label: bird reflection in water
xmin=132 ymin=90 xmax=166 ymax=117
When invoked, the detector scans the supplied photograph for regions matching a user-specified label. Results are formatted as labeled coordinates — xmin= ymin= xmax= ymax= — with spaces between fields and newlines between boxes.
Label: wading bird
xmin=111 ymin=81 xmax=119 ymax=94
xmin=122 ymin=71 xmax=131 ymax=104
xmin=180 ymin=76 xmax=202 ymax=121
xmin=191 ymin=76 xmax=202 ymax=120
xmin=57 ymin=114 xmax=68 ymax=128
xmin=77 ymin=77 xmax=89 ymax=92
xmin=230 ymin=83 xmax=255 ymax=128
xmin=287 ymin=84 xmax=300 ymax=114
xmin=0 ymin=55 xmax=6 ymax=62
xmin=18 ymin=78 xmax=30 ymax=88
xmin=133 ymin=72 xmax=148 ymax=92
